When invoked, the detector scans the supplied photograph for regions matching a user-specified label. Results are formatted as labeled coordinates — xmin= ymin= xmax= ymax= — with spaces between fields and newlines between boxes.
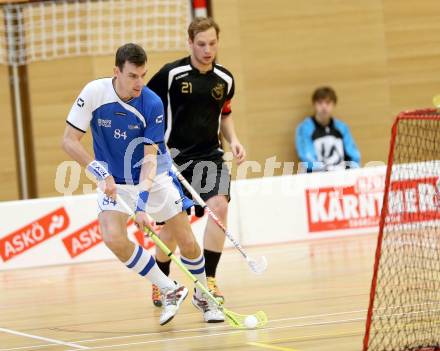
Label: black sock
xmin=204 ymin=249 xmax=222 ymax=277
xmin=156 ymin=258 xmax=171 ymax=276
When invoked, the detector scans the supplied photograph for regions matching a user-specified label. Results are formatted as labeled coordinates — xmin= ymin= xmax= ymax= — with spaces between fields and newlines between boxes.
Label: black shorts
xmin=178 ymin=158 xmax=231 ymax=218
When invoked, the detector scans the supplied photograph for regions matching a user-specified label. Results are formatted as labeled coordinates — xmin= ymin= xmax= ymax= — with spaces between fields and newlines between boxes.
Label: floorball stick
xmin=114 ymin=193 xmax=268 ymax=329
xmin=171 ymin=164 xmax=268 ymax=275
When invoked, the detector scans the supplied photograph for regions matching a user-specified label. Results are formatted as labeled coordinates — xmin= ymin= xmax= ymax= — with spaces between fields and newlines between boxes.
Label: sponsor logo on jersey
xmin=155 ymin=115 xmax=164 ymax=124
xmin=212 ymin=83 xmax=225 ymax=100
xmin=128 ymin=124 xmax=140 ymax=130
xmin=314 ymin=136 xmax=344 ymax=168
xmin=97 ymin=119 xmax=112 ymax=128
xmin=175 ymin=196 xmax=185 ymax=205
xmin=77 ymin=97 xmax=85 ymax=107
xmin=175 ymin=72 xmax=189 ymax=80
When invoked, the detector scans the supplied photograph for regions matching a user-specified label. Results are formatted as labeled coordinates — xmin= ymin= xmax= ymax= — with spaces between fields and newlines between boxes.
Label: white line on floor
xmin=62 ymin=330 xmax=245 ymax=351
xmin=61 ymin=317 xmax=365 ymax=351
xmin=0 ymin=307 xmax=367 ymax=350
xmin=247 ymin=342 xmax=299 ymax=351
xmin=0 ymin=313 xmax=366 ymax=351
xmin=0 ymin=327 xmax=89 ymax=350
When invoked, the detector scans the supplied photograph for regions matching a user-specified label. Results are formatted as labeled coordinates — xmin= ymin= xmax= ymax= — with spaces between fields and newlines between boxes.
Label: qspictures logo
xmin=0 ymin=207 xmax=70 ymax=262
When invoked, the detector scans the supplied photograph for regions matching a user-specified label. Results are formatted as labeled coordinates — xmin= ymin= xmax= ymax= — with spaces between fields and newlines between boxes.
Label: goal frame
xmin=363 ymin=108 xmax=440 ymax=351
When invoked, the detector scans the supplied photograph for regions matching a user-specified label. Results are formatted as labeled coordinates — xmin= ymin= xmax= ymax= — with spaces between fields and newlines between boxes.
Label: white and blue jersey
xmin=66 ymin=77 xmax=192 ymax=222
xmin=67 ymin=77 xmax=171 ymax=184
xmin=295 ymin=116 xmax=361 ymax=172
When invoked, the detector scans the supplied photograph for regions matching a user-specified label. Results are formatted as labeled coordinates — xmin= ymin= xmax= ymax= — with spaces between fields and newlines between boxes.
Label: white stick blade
xmin=248 ymin=256 xmax=268 ymax=274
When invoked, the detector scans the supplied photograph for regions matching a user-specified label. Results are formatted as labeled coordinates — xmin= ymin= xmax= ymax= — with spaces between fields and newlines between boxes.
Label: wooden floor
xmin=0 ymin=234 xmax=377 ymax=351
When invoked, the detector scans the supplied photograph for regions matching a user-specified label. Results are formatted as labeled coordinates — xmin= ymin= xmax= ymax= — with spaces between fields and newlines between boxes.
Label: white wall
xmin=0 ymin=166 xmax=395 ymax=270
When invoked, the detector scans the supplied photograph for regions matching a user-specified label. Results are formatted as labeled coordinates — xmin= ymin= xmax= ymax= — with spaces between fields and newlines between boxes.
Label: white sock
xmin=181 ymin=253 xmax=207 ymax=297
xmin=125 ymin=244 xmax=175 ymax=292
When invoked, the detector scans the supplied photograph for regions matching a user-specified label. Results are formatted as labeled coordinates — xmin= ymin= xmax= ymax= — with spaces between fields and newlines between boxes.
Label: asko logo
xmin=62 ymin=214 xmax=202 ymax=259
xmin=62 ymin=219 xmax=157 ymax=258
xmin=0 ymin=207 xmax=70 ymax=262
xmin=62 ymin=219 xmax=102 ymax=258
xmin=306 ymin=175 xmax=440 ymax=232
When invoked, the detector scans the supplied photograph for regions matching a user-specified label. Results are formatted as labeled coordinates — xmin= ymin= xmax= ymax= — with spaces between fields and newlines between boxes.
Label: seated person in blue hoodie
xmin=295 ymin=86 xmax=361 ymax=172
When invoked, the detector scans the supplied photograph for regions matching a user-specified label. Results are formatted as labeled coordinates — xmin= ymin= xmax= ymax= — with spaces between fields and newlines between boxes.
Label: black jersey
xmin=295 ymin=116 xmax=361 ymax=171
xmin=147 ymin=56 xmax=235 ymax=163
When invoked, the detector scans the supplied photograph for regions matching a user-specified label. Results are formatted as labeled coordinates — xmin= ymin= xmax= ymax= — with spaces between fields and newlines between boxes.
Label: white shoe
xmin=192 ymin=289 xmax=225 ymax=323
xmin=159 ymin=283 xmax=188 ymax=326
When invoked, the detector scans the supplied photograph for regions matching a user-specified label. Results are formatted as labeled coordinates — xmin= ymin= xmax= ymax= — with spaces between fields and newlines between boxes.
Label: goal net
xmin=363 ymin=109 xmax=440 ymax=351
xmin=0 ymin=0 xmax=191 ymax=66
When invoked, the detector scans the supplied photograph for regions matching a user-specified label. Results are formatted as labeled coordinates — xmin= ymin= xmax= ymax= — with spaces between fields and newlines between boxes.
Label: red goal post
xmin=363 ymin=108 xmax=440 ymax=351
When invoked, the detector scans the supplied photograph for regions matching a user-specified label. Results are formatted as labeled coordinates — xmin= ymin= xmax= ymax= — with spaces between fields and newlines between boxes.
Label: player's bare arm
xmin=134 ymin=144 xmax=158 ymax=231
xmin=62 ymin=124 xmax=116 ymax=199
xmin=220 ymin=115 xmax=246 ymax=165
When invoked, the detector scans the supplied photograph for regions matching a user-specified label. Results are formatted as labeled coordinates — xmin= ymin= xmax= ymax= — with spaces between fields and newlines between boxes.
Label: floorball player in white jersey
xmin=61 ymin=43 xmax=224 ymax=325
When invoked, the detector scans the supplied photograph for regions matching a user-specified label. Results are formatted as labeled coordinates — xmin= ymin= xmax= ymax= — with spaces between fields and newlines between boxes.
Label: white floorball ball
xmin=244 ymin=315 xmax=258 ymax=329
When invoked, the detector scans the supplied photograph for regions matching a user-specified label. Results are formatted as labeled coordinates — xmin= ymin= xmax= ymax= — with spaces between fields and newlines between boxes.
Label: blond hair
xmin=188 ymin=17 xmax=220 ymax=41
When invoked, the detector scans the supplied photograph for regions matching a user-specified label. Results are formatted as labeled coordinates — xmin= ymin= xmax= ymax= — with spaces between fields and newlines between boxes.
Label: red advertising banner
xmin=0 ymin=207 xmax=70 ymax=262
xmin=0 ymin=202 xmax=205 ymax=264
xmin=62 ymin=219 xmax=159 ymax=259
xmin=306 ymin=184 xmax=383 ymax=232
xmin=306 ymin=174 xmax=440 ymax=232
xmin=62 ymin=219 xmax=102 ymax=258
xmin=386 ymin=177 xmax=440 ymax=224
xmin=306 ymin=174 xmax=384 ymax=232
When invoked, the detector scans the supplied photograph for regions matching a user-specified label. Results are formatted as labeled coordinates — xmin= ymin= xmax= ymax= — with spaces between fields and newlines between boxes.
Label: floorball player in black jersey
xmin=147 ymin=17 xmax=246 ymax=307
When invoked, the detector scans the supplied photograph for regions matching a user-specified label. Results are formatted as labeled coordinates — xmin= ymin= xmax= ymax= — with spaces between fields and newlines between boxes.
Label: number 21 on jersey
xmin=181 ymin=82 xmax=192 ymax=94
